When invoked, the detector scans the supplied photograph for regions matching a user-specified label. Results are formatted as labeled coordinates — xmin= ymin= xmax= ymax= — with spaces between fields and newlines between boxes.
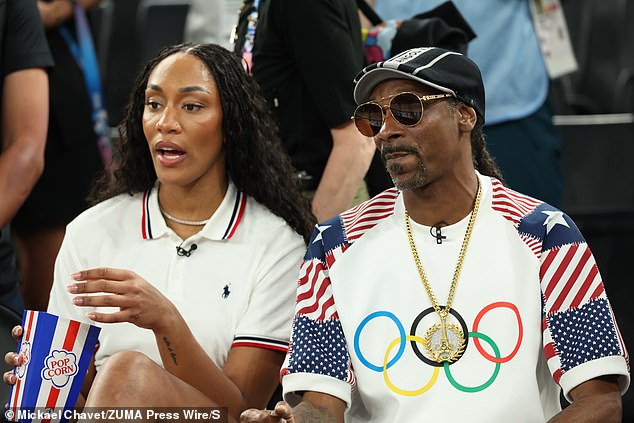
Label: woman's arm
xmin=154 ymin=309 xmax=284 ymax=417
xmin=69 ymin=268 xmax=284 ymax=421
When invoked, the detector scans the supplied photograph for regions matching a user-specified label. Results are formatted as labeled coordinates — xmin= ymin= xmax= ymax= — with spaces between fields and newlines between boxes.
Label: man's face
xmin=369 ymin=79 xmax=466 ymax=191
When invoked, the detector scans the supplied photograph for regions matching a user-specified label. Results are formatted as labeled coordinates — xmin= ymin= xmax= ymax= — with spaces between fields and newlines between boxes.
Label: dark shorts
xmin=12 ymin=134 xmax=103 ymax=232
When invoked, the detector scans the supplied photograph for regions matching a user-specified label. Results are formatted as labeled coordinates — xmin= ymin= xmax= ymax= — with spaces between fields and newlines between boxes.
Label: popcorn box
xmin=6 ymin=311 xmax=100 ymax=423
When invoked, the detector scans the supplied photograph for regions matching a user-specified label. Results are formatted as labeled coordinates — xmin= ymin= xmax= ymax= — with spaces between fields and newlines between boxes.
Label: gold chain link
xmin=404 ymin=181 xmax=482 ymax=318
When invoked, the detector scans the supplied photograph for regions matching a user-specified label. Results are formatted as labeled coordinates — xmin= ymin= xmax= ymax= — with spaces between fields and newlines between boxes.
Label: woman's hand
xmin=3 ymin=326 xmax=24 ymax=386
xmin=68 ymin=267 xmax=177 ymax=333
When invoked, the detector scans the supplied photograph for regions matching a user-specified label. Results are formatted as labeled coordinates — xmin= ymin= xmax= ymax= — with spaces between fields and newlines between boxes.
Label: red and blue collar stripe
xmin=141 ymin=187 xmax=247 ymax=241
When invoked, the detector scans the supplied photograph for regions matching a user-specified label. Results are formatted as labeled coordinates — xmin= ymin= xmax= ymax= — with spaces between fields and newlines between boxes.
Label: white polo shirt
xmin=48 ymin=181 xmax=305 ymax=371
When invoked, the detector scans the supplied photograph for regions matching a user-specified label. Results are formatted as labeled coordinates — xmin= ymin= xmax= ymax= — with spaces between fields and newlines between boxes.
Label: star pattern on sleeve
xmin=548 ymin=298 xmax=621 ymax=372
xmin=288 ymin=315 xmax=351 ymax=381
xmin=542 ymin=210 xmax=570 ymax=234
xmin=312 ymin=224 xmax=332 ymax=244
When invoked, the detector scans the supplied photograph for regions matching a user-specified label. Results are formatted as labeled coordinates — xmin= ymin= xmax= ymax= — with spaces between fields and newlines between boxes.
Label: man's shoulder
xmin=489 ymin=179 xmax=584 ymax=254
xmin=339 ymin=188 xmax=400 ymax=241
xmin=304 ymin=188 xmax=399 ymax=263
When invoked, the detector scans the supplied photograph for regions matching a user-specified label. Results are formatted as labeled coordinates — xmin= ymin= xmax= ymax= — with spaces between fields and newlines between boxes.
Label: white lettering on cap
xmin=387 ymin=47 xmax=434 ymax=65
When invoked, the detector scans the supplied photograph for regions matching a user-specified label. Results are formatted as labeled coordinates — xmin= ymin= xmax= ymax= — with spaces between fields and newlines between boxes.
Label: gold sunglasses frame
xmin=352 ymin=92 xmax=454 ymax=136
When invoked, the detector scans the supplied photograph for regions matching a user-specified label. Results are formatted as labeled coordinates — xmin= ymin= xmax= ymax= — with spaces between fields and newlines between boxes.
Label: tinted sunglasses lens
xmin=354 ymin=103 xmax=384 ymax=136
xmin=391 ymin=93 xmax=423 ymax=126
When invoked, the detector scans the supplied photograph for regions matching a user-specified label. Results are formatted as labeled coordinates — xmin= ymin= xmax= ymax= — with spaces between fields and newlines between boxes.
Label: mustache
xmin=380 ymin=144 xmax=421 ymax=162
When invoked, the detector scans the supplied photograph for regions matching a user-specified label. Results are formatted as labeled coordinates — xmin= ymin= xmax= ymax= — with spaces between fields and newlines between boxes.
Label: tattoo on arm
xmin=162 ymin=336 xmax=178 ymax=365
xmin=294 ymin=403 xmax=338 ymax=423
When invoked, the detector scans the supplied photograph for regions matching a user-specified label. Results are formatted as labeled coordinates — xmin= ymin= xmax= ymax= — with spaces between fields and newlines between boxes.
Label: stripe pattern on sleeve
xmin=282 ymin=189 xmax=399 ymax=386
xmin=491 ymin=178 xmax=629 ymax=384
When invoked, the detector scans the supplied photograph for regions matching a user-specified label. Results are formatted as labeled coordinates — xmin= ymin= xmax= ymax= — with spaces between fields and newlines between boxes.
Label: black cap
xmin=353 ymin=47 xmax=485 ymax=122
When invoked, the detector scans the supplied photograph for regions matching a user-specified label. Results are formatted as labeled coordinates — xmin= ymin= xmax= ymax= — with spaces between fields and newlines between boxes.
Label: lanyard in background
xmin=59 ymin=3 xmax=112 ymax=169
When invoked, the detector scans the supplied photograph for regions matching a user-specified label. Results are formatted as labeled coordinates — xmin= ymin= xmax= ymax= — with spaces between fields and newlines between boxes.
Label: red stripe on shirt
xmin=544 ymin=342 xmax=557 ymax=360
xmin=570 ymin=262 xmax=599 ymax=309
xmin=551 ymin=246 xmax=591 ymax=312
xmin=225 ymin=194 xmax=247 ymax=239
xmin=231 ymin=341 xmax=288 ymax=353
xmin=543 ymin=244 xmax=578 ymax=304
xmin=141 ymin=191 xmax=148 ymax=240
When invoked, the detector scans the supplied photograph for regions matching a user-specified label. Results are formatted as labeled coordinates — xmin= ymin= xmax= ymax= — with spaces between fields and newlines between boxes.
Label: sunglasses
xmin=352 ymin=92 xmax=454 ymax=137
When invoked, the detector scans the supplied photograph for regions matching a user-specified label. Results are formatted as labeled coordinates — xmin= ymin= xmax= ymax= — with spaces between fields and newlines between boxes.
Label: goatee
xmin=381 ymin=145 xmax=427 ymax=191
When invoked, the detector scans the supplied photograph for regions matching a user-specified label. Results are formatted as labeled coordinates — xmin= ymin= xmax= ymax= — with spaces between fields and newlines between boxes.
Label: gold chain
xmin=404 ymin=181 xmax=482 ymax=319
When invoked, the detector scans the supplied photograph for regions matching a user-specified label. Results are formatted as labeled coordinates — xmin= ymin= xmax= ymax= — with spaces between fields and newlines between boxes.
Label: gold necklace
xmin=404 ymin=181 xmax=482 ymax=363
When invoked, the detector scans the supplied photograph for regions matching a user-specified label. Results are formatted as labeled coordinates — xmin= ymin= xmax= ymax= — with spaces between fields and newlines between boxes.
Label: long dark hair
xmin=471 ymin=119 xmax=505 ymax=182
xmin=447 ymin=99 xmax=505 ymax=181
xmin=90 ymin=43 xmax=315 ymax=243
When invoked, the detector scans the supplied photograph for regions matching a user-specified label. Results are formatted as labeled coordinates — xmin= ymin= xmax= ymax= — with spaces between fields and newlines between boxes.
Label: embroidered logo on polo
xmin=353 ymin=302 xmax=523 ymax=395
xmin=222 ymin=284 xmax=231 ymax=299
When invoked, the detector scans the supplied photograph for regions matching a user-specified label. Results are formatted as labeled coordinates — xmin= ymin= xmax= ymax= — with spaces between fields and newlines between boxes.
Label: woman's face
xmin=142 ymin=52 xmax=225 ymax=190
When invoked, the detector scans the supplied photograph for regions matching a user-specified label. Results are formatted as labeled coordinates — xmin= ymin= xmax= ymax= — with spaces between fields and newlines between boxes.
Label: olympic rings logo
xmin=353 ymin=302 xmax=523 ymax=395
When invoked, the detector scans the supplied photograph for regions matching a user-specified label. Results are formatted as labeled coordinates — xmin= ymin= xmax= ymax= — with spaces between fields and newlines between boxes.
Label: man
xmin=0 ymin=0 xmax=52 ymax=313
xmin=252 ymin=0 xmax=376 ymax=222
xmin=241 ymin=48 xmax=629 ymax=422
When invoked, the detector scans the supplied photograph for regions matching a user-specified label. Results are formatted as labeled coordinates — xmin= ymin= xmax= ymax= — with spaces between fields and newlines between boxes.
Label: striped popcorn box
xmin=6 ymin=311 xmax=100 ymax=423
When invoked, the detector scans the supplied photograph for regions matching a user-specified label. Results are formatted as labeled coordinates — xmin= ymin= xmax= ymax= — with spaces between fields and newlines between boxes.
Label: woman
xmin=4 ymin=43 xmax=314 ymax=420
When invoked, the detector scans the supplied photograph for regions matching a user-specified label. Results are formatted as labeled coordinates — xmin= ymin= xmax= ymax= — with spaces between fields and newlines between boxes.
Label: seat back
xmin=553 ymin=0 xmax=631 ymax=115
xmin=97 ymin=0 xmax=143 ymax=127
xmin=136 ymin=0 xmax=191 ymax=66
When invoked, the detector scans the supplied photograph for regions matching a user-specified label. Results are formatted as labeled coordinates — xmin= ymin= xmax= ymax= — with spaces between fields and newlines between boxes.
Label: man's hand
xmin=241 ymin=392 xmax=345 ymax=423
xmin=241 ymin=401 xmax=295 ymax=423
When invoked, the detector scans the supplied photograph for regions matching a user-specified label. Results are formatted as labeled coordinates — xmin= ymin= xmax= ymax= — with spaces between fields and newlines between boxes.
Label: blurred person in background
xmin=252 ymin=0 xmax=376 ymax=222
xmin=0 ymin=0 xmax=52 ymax=315
xmin=370 ymin=0 xmax=564 ymax=207
xmin=12 ymin=0 xmax=107 ymax=312
xmin=184 ymin=0 xmax=242 ymax=49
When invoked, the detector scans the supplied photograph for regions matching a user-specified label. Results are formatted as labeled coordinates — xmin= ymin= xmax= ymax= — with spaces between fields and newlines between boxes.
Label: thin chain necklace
xmin=160 ymin=207 xmax=210 ymax=226
xmin=404 ymin=180 xmax=482 ymax=363
xmin=157 ymin=183 xmax=212 ymax=226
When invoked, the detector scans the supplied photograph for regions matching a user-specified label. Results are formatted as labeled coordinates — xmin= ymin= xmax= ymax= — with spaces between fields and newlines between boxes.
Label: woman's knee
xmin=100 ymin=351 xmax=159 ymax=380
xmin=87 ymin=351 xmax=161 ymax=405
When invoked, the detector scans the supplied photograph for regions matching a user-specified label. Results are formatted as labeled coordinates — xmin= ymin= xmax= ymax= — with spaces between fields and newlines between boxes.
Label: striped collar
xmin=141 ymin=181 xmax=247 ymax=241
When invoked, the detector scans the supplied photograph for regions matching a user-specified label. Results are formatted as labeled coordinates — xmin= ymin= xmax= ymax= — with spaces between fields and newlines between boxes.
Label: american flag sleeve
xmin=538 ymin=211 xmax=630 ymax=398
xmin=281 ymin=223 xmax=356 ymax=407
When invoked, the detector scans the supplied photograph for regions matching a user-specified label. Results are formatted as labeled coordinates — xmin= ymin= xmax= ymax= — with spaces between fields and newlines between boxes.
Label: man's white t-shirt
xmin=282 ymin=173 xmax=629 ymax=422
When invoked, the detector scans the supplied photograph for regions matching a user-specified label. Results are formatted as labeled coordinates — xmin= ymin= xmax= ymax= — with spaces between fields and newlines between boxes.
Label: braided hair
xmin=90 ymin=43 xmax=315 ymax=243
xmin=470 ymin=120 xmax=505 ymax=182
xmin=446 ymin=98 xmax=505 ymax=182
